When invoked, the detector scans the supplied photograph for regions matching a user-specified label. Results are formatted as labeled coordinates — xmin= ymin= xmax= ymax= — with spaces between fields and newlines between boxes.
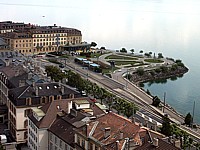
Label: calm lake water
xmin=1 ymin=0 xmax=200 ymax=122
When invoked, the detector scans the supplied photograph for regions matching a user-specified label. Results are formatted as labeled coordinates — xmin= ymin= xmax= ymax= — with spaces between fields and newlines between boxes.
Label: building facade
xmin=0 ymin=21 xmax=82 ymax=55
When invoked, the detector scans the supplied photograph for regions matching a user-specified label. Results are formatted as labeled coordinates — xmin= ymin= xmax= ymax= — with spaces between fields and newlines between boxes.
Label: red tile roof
xmin=77 ymin=112 xmax=149 ymax=150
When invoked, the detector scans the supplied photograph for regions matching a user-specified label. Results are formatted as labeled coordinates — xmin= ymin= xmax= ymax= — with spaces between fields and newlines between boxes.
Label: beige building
xmin=0 ymin=21 xmax=82 ymax=55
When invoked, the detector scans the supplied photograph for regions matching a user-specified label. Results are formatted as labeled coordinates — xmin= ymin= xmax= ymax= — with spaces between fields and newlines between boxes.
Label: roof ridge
xmin=110 ymin=112 xmax=132 ymax=123
xmin=17 ymin=85 xmax=30 ymax=99
xmin=89 ymin=121 xmax=99 ymax=137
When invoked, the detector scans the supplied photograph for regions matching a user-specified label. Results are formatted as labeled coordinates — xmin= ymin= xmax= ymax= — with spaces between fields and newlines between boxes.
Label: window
xmin=55 ymin=136 xmax=58 ymax=145
xmin=49 ymin=132 xmax=53 ymax=141
xmin=24 ymin=131 xmax=28 ymax=139
xmin=41 ymin=97 xmax=46 ymax=104
xmin=49 ymin=142 xmax=53 ymax=150
xmin=77 ymin=137 xmax=80 ymax=145
xmin=95 ymin=145 xmax=98 ymax=150
xmin=26 ymin=98 xmax=32 ymax=105
xmin=60 ymin=140 xmax=63 ymax=148
xmin=24 ymin=119 xmax=28 ymax=128
xmin=57 ymin=95 xmax=62 ymax=100
xmin=24 ymin=109 xmax=32 ymax=117
xmin=90 ymin=143 xmax=93 ymax=150
xmin=82 ymin=140 xmax=85 ymax=148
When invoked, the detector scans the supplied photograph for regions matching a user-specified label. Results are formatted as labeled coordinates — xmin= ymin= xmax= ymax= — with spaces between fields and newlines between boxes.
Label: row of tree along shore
xmin=128 ymin=59 xmax=189 ymax=86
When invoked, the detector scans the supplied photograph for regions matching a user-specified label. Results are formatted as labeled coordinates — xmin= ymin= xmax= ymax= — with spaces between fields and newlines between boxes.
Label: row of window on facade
xmin=9 ymin=112 xmax=16 ymax=126
xmin=29 ymin=120 xmax=38 ymax=134
xmin=32 ymin=33 xmax=67 ymax=38
xmin=77 ymin=135 xmax=99 ymax=150
xmin=49 ymin=132 xmax=73 ymax=150
xmin=28 ymin=137 xmax=38 ymax=150
xmin=25 ymin=95 xmax=62 ymax=106
xmin=29 ymin=129 xmax=37 ymax=143
xmin=9 ymin=101 xmax=16 ymax=116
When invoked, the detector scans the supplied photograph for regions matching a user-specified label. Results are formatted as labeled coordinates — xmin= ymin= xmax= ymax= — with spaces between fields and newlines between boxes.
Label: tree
xmin=188 ymin=137 xmax=193 ymax=150
xmin=124 ymin=102 xmax=135 ymax=118
xmin=158 ymin=53 xmax=163 ymax=58
xmin=100 ymin=46 xmax=106 ymax=50
xmin=120 ymin=48 xmax=127 ymax=53
xmin=185 ymin=113 xmax=193 ymax=127
xmin=139 ymin=50 xmax=143 ymax=54
xmin=130 ymin=49 xmax=134 ymax=54
xmin=152 ymin=96 xmax=161 ymax=107
xmin=161 ymin=114 xmax=173 ymax=136
xmin=45 ymin=65 xmax=66 ymax=82
xmin=136 ymin=68 xmax=144 ymax=76
xmin=149 ymin=52 xmax=152 ymax=57
xmin=91 ymin=42 xmax=97 ymax=47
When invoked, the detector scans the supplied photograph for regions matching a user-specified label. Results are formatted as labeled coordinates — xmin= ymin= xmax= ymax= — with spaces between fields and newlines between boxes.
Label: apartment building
xmin=28 ymin=98 xmax=105 ymax=150
xmin=0 ymin=21 xmax=28 ymax=34
xmin=8 ymin=82 xmax=81 ymax=143
xmin=0 ymin=21 xmax=82 ymax=55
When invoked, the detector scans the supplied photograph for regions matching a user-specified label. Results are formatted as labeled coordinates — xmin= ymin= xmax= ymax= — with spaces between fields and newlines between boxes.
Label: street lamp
xmin=125 ymin=68 xmax=130 ymax=89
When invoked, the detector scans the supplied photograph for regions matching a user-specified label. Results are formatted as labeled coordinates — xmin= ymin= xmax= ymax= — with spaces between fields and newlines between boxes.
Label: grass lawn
xmin=144 ymin=59 xmax=164 ymax=63
xmin=105 ymin=55 xmax=138 ymax=60
xmin=59 ymin=54 xmax=69 ymax=58
xmin=91 ymin=53 xmax=102 ymax=58
xmin=102 ymin=67 xmax=119 ymax=74
xmin=117 ymin=53 xmax=144 ymax=58
xmin=109 ymin=60 xmax=138 ymax=66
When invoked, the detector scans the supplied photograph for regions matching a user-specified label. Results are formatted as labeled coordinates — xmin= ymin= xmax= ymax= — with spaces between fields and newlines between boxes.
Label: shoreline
xmin=128 ymin=66 xmax=189 ymax=121
xmin=130 ymin=66 xmax=189 ymax=86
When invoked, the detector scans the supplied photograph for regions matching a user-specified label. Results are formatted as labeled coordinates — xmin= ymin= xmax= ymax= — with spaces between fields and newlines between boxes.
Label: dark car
xmin=59 ymin=64 xmax=64 ymax=68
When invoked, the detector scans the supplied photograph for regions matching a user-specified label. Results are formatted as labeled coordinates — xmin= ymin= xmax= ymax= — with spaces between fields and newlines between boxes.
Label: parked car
xmin=59 ymin=64 xmax=64 ymax=68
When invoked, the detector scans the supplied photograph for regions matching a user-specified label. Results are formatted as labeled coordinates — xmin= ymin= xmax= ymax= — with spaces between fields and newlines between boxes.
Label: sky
xmin=1 ymin=0 xmax=200 ymax=50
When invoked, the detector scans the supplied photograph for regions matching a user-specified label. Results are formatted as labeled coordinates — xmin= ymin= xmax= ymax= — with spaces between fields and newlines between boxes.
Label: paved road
xmin=38 ymin=54 xmax=200 ymax=141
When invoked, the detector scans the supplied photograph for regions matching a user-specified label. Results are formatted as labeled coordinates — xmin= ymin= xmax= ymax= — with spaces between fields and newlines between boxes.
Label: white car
xmin=118 ymin=69 xmax=122 ymax=72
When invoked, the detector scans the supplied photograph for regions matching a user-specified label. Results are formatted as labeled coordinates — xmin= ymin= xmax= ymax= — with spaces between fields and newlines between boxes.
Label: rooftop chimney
xmin=131 ymin=116 xmax=135 ymax=124
xmin=119 ymin=131 xmax=123 ymax=140
xmin=67 ymin=101 xmax=73 ymax=114
xmin=61 ymin=85 xmax=65 ymax=94
xmin=152 ymin=138 xmax=159 ymax=147
xmin=35 ymin=86 xmax=38 ymax=96
xmin=174 ymin=140 xmax=181 ymax=148
xmin=116 ymin=140 xmax=119 ymax=150
xmin=69 ymin=93 xmax=74 ymax=99
xmin=104 ymin=127 xmax=111 ymax=139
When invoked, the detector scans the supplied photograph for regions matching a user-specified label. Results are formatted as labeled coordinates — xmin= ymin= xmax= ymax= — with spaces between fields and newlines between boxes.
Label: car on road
xmin=59 ymin=64 xmax=64 ymax=68
xmin=117 ymin=69 xmax=122 ymax=72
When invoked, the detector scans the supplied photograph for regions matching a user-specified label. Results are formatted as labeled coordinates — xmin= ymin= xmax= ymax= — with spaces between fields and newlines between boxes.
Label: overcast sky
xmin=1 ymin=0 xmax=200 ymax=50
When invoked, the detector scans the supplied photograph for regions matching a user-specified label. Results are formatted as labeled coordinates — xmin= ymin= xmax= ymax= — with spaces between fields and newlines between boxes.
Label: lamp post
xmin=125 ymin=69 xmax=129 ymax=89
xmin=192 ymin=101 xmax=195 ymax=128
xmin=163 ymin=92 xmax=166 ymax=113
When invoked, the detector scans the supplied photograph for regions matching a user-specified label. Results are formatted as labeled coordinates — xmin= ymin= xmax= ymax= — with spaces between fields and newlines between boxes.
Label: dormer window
xmin=57 ymin=95 xmax=62 ymax=100
xmin=41 ymin=97 xmax=46 ymax=104
xmin=39 ymin=87 xmax=42 ymax=90
xmin=26 ymin=98 xmax=32 ymax=105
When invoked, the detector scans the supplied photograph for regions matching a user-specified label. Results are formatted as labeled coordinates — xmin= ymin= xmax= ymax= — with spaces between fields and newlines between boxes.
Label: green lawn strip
xmin=105 ymin=55 xmax=138 ymax=60
xmin=102 ymin=67 xmax=119 ymax=74
xmin=47 ymin=59 xmax=61 ymax=64
xmin=109 ymin=60 xmax=138 ymax=66
xmin=59 ymin=54 xmax=69 ymax=58
xmin=91 ymin=53 xmax=102 ymax=58
xmin=116 ymin=53 xmax=144 ymax=58
xmin=144 ymin=59 xmax=164 ymax=63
